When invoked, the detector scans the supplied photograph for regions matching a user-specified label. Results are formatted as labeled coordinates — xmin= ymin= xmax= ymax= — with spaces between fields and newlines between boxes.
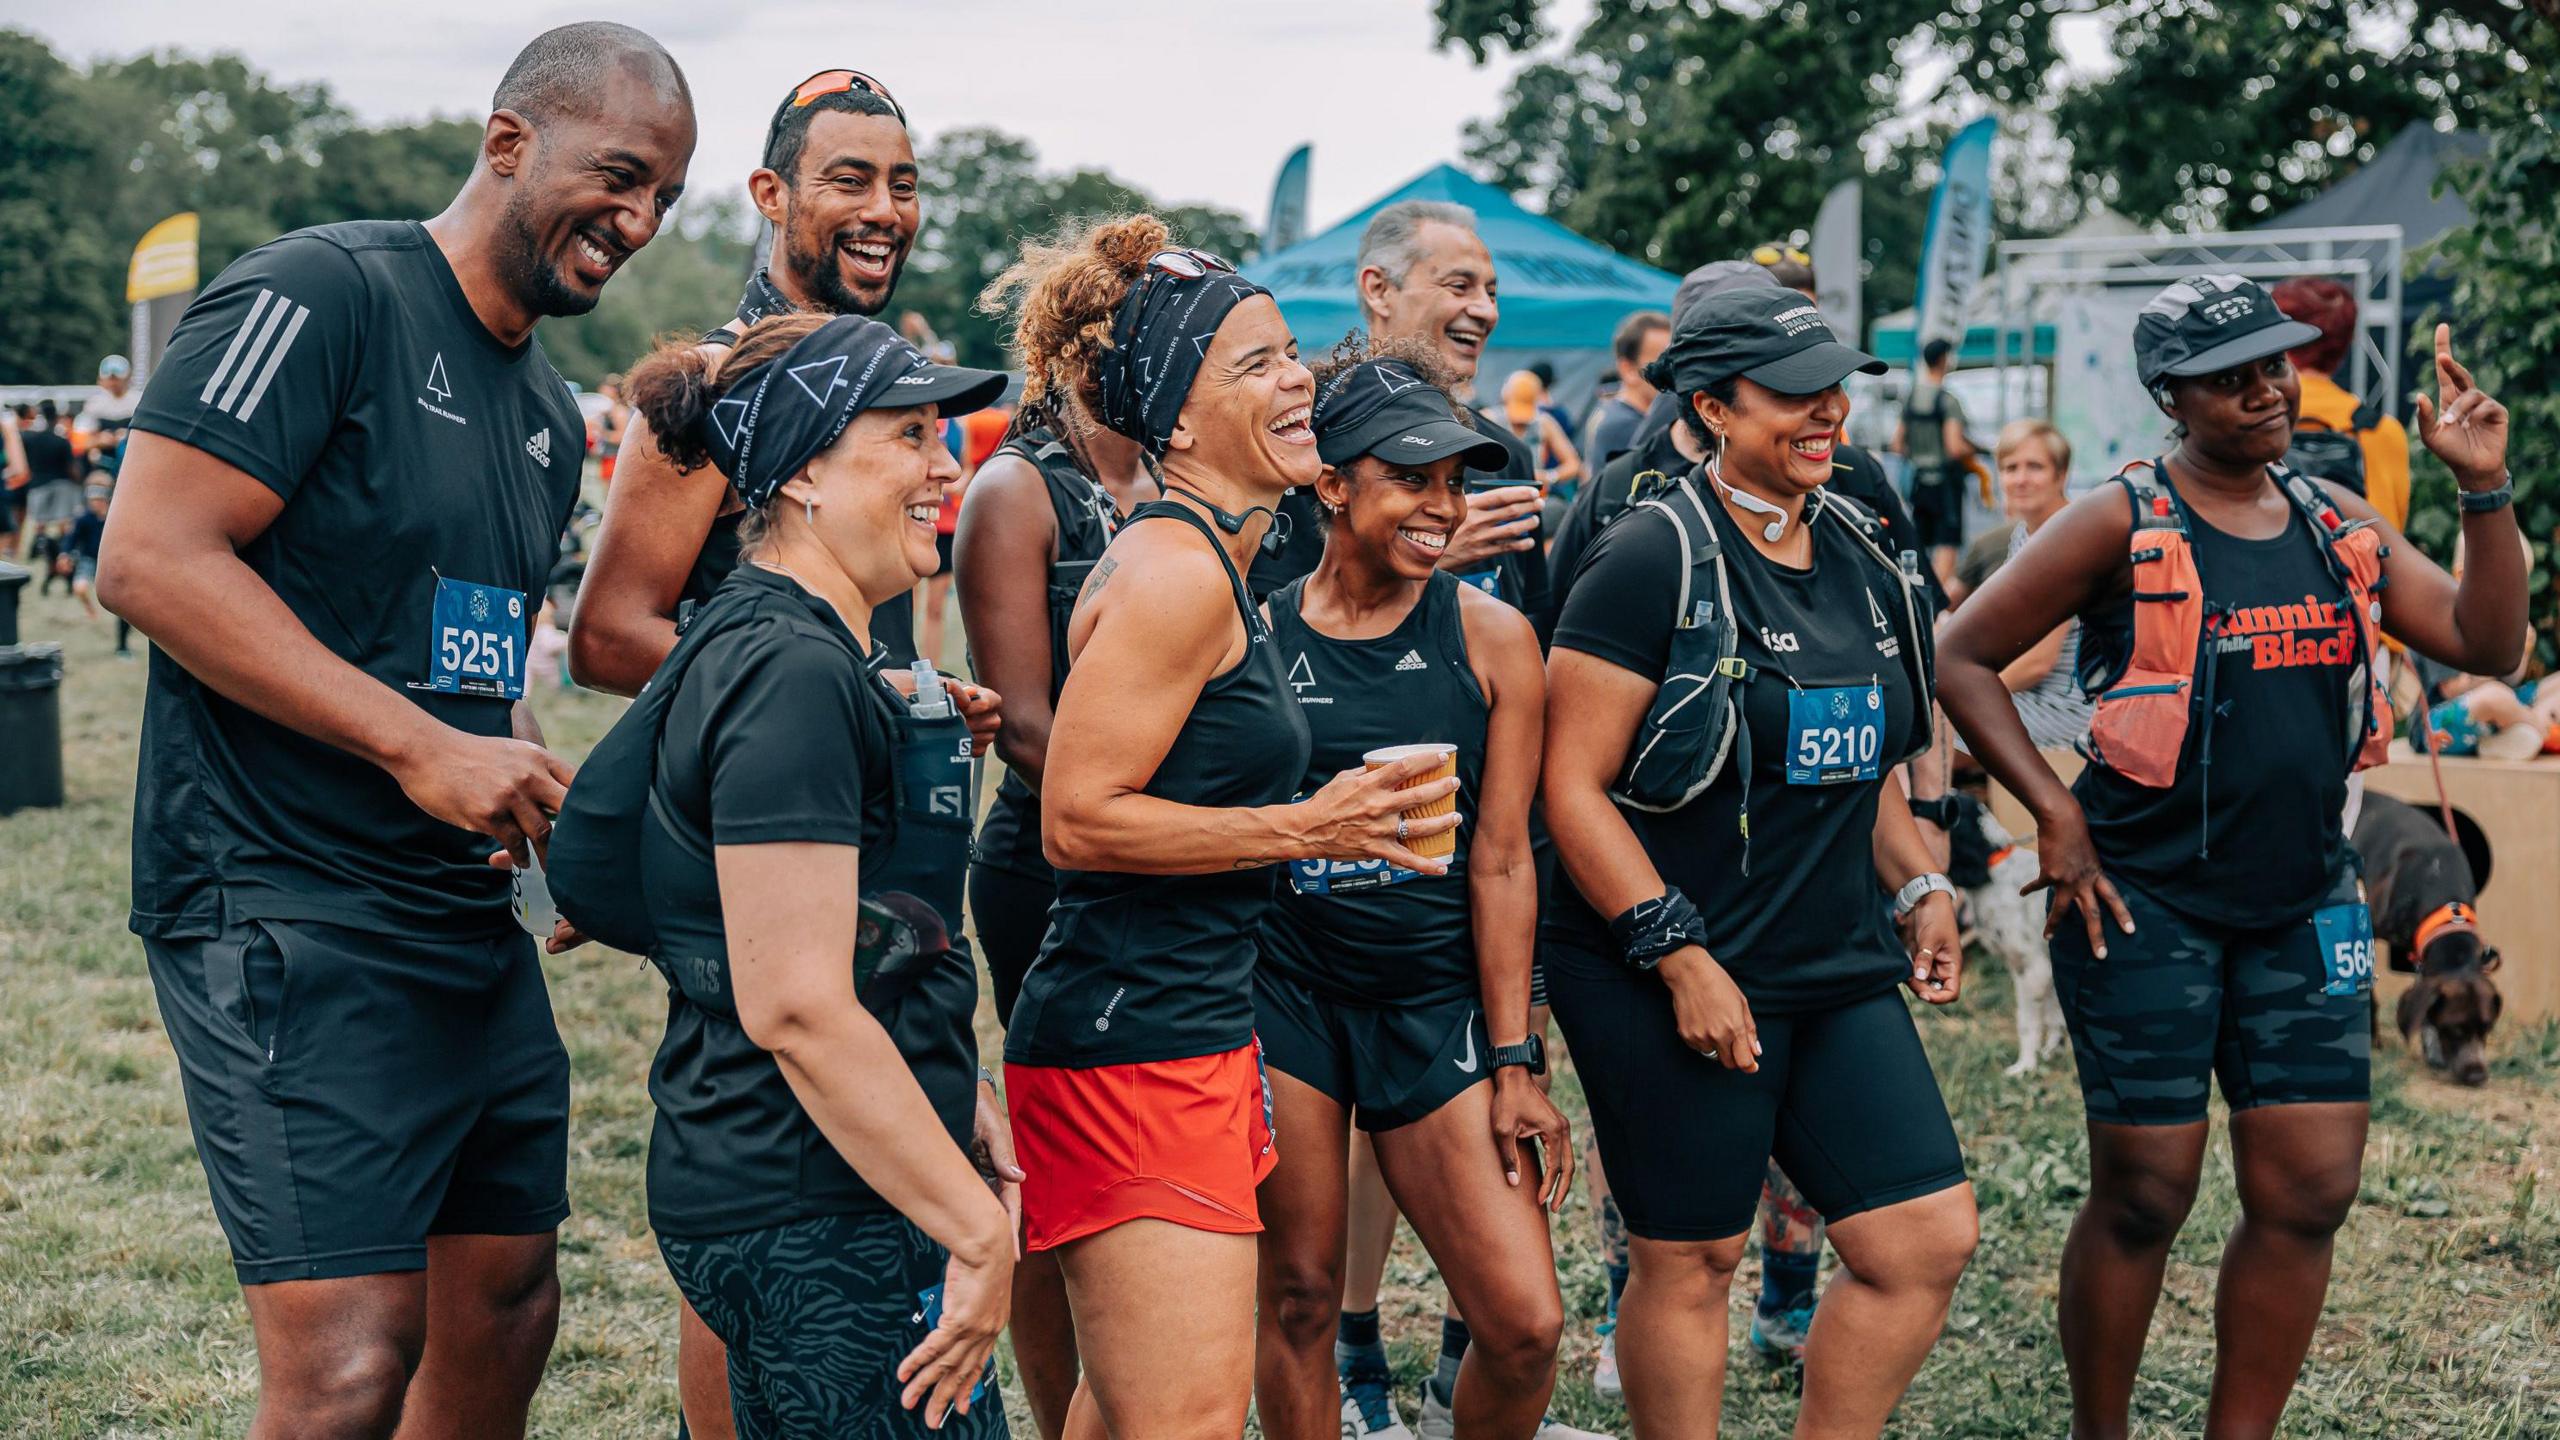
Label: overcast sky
xmin=20 ymin=0 xmax=1611 ymax=235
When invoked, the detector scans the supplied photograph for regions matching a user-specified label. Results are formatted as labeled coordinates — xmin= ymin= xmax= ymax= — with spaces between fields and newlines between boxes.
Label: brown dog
xmin=2353 ymin=793 xmax=2505 ymax=1087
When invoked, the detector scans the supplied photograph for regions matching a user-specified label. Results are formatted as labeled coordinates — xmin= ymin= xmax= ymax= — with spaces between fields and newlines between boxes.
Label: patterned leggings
xmin=659 ymin=1211 xmax=1009 ymax=1440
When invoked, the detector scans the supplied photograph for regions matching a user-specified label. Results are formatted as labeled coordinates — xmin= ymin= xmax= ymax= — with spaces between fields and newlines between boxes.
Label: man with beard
xmin=572 ymin=68 xmax=927 ymax=694
xmin=95 ymin=25 xmax=692 ymax=1438
xmin=565 ymin=67 xmax=1004 ymax=1440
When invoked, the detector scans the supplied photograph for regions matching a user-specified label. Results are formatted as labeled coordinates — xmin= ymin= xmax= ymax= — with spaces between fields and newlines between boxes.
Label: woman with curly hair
xmin=989 ymin=215 xmax=1460 ymax=1438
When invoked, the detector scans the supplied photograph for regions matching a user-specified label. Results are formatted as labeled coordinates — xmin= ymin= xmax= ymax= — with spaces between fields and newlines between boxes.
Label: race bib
xmin=1287 ymin=855 xmax=1422 ymax=896
xmin=912 ymin=1283 xmax=994 ymax=1406
xmin=1455 ymin=566 xmax=1506 ymax=602
xmin=1785 ymin=681 xmax=1884 ymax=785
xmin=2313 ymin=901 xmax=2376 ymax=997
xmin=424 ymin=575 xmax=527 ymax=699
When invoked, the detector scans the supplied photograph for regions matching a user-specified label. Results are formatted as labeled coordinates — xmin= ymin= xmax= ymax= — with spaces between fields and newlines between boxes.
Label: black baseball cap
xmin=2133 ymin=275 xmax=2322 ymax=389
xmin=1651 ymin=287 xmax=1885 ymax=397
xmin=1312 ymin=358 xmax=1512 ymax=471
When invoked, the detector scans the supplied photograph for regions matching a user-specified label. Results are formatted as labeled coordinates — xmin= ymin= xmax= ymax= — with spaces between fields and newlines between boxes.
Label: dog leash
xmin=2408 ymin=683 xmax=2464 ymax=847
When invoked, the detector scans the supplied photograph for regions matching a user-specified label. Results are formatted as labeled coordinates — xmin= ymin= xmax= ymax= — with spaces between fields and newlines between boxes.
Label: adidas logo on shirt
xmin=1394 ymin=649 xmax=1428 ymax=672
xmin=198 ymin=288 xmax=311 ymax=424
xmin=525 ymin=429 xmax=552 ymax=467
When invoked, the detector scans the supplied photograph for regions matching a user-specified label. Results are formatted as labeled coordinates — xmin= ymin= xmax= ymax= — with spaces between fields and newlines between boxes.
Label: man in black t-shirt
xmin=98 ymin=25 xmax=693 ymax=1436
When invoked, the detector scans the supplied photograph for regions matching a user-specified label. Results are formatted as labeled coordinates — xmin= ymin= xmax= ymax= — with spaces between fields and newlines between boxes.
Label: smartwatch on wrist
xmin=1491 ymin=1035 xmax=1546 ymax=1076
xmin=1891 ymin=872 xmax=1957 ymax=921
xmin=2458 ymin=475 xmax=2515 ymax=514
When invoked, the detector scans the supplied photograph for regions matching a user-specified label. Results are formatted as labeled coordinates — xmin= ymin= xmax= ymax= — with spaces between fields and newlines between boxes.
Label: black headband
xmin=700 ymin=314 xmax=1004 ymax=507
xmin=1093 ymin=266 xmax=1270 ymax=458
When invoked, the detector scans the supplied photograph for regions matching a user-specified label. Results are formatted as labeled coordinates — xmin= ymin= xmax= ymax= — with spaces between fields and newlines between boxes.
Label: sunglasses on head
xmin=1147 ymin=247 xmax=1237 ymax=280
xmin=1752 ymin=244 xmax=1812 ymax=268
xmin=772 ymin=67 xmax=906 ymax=135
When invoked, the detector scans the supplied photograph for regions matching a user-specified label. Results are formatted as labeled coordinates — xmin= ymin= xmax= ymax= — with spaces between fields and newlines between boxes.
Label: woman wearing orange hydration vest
xmin=1937 ymin=277 xmax=2524 ymax=1440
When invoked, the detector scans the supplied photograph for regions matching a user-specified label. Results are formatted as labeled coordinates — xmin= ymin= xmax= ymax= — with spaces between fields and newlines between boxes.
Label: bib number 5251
xmin=421 ymin=575 xmax=529 ymax=700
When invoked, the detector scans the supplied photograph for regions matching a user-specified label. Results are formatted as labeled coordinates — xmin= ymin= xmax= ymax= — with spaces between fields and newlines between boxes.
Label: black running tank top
xmin=1004 ymin=500 xmax=1313 ymax=1066
xmin=1259 ymin=572 xmax=1488 ymax=1006
xmin=972 ymin=429 xmax=1121 ymax=881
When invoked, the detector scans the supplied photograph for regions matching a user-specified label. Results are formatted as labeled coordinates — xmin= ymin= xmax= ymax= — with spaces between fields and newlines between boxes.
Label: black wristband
xmin=1906 ymin=795 xmax=1958 ymax=830
xmin=2459 ymin=480 xmax=2514 ymax=514
xmin=1608 ymin=889 xmax=1705 ymax=972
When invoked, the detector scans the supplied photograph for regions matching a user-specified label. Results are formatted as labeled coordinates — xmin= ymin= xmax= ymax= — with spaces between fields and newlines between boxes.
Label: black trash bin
xmin=0 ymin=561 xmax=27 ymax=647
xmin=0 ymin=642 xmax=65 ymax=813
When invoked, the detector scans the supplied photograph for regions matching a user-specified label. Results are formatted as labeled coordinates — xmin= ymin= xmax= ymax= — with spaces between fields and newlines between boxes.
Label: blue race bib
xmin=425 ymin=575 xmax=528 ymax=699
xmin=1287 ymin=855 xmax=1422 ymax=896
xmin=1785 ymin=681 xmax=1884 ymax=785
xmin=1455 ymin=566 xmax=1506 ymax=602
xmin=913 ymin=1283 xmax=994 ymax=1405
xmin=2313 ymin=901 xmax=2376 ymax=997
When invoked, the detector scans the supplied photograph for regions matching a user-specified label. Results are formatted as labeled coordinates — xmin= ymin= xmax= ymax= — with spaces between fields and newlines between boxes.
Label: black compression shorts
xmin=1550 ymin=962 xmax=1965 ymax=1240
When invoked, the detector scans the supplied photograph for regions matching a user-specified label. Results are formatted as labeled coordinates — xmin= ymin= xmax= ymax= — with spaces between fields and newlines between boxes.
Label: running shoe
xmin=1591 ymin=1322 xmax=1622 ymax=1403
xmin=1417 ymin=1388 xmax=1617 ymax=1440
xmin=1748 ymin=1300 xmax=1817 ymax=1367
xmin=1342 ymin=1384 xmax=1417 ymax=1440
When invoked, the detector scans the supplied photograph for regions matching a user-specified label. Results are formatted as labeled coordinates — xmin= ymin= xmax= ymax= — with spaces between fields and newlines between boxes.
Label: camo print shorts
xmin=658 ymin=1211 xmax=1009 ymax=1440
xmin=2049 ymin=873 xmax=2371 ymax=1127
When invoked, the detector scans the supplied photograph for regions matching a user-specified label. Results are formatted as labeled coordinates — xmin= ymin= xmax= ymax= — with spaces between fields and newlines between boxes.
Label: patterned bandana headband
xmin=1092 ymin=250 xmax=1270 ymax=458
xmin=698 ymin=314 xmax=1002 ymax=507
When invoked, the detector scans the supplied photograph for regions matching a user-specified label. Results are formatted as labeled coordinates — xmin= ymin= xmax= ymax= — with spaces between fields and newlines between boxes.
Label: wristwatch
xmin=1891 ymin=872 xmax=1957 ymax=921
xmin=1491 ymin=1035 xmax=1546 ymax=1077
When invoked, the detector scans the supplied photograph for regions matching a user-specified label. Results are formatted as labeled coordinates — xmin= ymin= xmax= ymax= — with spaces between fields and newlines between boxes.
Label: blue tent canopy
xmin=1249 ymin=165 xmax=1678 ymax=353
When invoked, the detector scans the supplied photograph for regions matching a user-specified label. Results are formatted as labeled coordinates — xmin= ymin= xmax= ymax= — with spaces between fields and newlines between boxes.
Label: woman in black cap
xmin=989 ymin=215 xmax=1458 ymax=1439
xmin=1543 ymin=286 xmax=1973 ymax=1437
xmin=1937 ymin=281 xmax=2522 ymax=1439
xmin=565 ymin=311 xmax=1016 ymax=1435
xmin=1251 ymin=337 xmax=1574 ymax=1440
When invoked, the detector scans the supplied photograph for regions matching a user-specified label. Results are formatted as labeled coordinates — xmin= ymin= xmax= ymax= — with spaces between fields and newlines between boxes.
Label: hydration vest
xmin=2080 ymin=459 xmax=2391 ymax=790
xmin=1611 ymin=467 xmax=1936 ymax=814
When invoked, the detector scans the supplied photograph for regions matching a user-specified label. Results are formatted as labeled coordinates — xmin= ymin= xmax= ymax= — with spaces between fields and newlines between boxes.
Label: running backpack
xmin=1611 ymin=467 xmax=1936 ymax=813
xmin=546 ymin=586 xmax=764 ymax=955
xmin=2079 ymin=460 xmax=2389 ymax=790
xmin=2282 ymin=397 xmax=2384 ymax=499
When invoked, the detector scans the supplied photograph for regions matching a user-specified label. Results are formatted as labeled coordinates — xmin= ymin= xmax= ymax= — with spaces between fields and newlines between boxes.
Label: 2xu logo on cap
xmin=2200 ymin=295 xmax=2257 ymax=325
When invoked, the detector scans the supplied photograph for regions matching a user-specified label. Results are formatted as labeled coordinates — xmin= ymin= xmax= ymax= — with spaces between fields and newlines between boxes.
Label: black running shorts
xmin=145 ymin=916 xmax=570 ymax=1283
xmin=660 ymin=1210 xmax=1010 ymax=1439
xmin=1550 ymin=960 xmax=1966 ymax=1241
xmin=1253 ymin=967 xmax=1490 ymax=1133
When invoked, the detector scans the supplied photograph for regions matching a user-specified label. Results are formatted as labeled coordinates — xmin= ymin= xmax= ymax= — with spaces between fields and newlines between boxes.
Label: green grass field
xmin=3 ymin=577 xmax=2556 ymax=1438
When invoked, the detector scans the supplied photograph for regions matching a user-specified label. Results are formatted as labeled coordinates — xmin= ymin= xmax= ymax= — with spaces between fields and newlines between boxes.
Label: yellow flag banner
xmin=126 ymin=212 xmax=200 ymax=304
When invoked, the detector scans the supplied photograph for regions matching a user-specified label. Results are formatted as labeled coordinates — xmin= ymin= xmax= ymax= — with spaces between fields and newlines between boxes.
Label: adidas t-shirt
xmin=127 ymin=221 xmax=584 ymax=938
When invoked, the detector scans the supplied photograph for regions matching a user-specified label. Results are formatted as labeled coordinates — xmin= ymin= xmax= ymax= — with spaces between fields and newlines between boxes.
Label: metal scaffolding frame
xmin=1986 ymin=225 xmax=2406 ymax=426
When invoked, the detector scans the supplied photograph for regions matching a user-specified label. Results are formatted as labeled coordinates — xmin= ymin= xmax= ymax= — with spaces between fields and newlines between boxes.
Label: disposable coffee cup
xmin=1364 ymin=742 xmax=1460 ymax=861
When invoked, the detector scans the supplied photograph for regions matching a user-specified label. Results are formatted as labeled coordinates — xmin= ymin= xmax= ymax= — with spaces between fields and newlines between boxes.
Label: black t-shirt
xmin=127 ymin=221 xmax=583 ymax=939
xmin=1546 ymin=499 xmax=1917 ymax=1011
xmin=641 ymin=565 xmax=979 ymax=1235
xmin=1259 ymin=572 xmax=1487 ymax=1007
xmin=2076 ymin=492 xmax=2358 ymax=926
xmin=21 ymin=427 xmax=76 ymax=487
xmin=1549 ymin=440 xmax=1936 ymax=621
xmin=1587 ymin=396 xmax=1645 ymax=471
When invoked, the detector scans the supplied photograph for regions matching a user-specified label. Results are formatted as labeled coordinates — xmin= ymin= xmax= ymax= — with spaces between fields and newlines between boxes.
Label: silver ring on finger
xmin=1699 ymin=1046 xmax=1719 ymax=1061
xmin=1396 ymin=815 xmax=1409 ymax=844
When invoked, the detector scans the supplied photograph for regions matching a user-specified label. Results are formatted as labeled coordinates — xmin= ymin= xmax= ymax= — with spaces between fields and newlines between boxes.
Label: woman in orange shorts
xmin=988 ymin=214 xmax=1460 ymax=1439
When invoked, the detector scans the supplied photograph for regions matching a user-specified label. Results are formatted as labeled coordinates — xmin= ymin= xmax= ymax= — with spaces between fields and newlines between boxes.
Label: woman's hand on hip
xmin=2029 ymin=798 xmax=2135 ymax=958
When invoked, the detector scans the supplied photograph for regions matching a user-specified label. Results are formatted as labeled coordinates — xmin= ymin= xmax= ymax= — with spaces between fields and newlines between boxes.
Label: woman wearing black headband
xmin=1541 ymin=287 xmax=1974 ymax=1437
xmin=567 ymin=312 xmax=1016 ymax=1436
xmin=1249 ymin=337 xmax=1574 ymax=1440
xmin=991 ymin=215 xmax=1458 ymax=1438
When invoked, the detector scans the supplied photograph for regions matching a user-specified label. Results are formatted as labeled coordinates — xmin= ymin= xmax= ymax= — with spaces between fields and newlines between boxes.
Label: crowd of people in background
xmin=42 ymin=18 xmax=2532 ymax=1440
